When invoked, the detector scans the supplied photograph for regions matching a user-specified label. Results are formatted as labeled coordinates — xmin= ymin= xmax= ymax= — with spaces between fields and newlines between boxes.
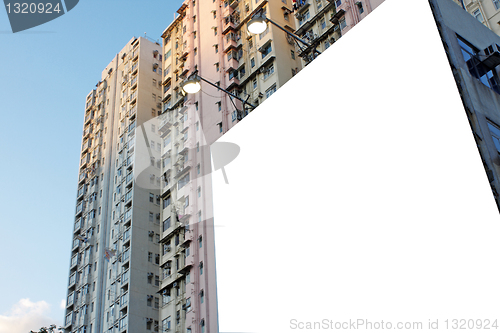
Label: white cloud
xmin=59 ymin=299 xmax=65 ymax=310
xmin=0 ymin=299 xmax=61 ymax=333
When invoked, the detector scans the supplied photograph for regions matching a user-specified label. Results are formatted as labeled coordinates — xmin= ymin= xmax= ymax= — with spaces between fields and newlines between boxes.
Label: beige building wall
xmin=453 ymin=0 xmax=500 ymax=37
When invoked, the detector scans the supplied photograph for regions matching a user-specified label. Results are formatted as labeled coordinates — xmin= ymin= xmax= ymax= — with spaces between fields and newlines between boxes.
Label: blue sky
xmin=0 ymin=1 xmax=183 ymax=331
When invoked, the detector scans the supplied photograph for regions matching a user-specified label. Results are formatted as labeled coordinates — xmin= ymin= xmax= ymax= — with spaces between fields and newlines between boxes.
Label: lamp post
xmin=180 ymin=72 xmax=256 ymax=111
xmin=246 ymin=11 xmax=321 ymax=62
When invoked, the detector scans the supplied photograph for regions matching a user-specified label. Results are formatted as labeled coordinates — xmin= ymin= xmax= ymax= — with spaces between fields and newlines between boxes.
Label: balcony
xmin=119 ymin=315 xmax=128 ymax=331
xmin=64 ymin=311 xmax=75 ymax=328
xmin=66 ymin=292 xmax=76 ymax=308
xmin=130 ymin=76 xmax=138 ymax=90
xmin=78 ymin=172 xmax=87 ymax=183
xmin=226 ymin=58 xmax=239 ymax=72
xmin=223 ymin=35 xmax=239 ymax=53
xmin=229 ymin=0 xmax=239 ymax=8
xmin=74 ymin=218 xmax=82 ymax=233
xmin=75 ymin=202 xmax=84 ymax=217
xmin=124 ymin=209 xmax=132 ymax=223
xmin=76 ymin=185 xmax=86 ymax=199
xmin=70 ymin=254 xmax=80 ymax=269
xmin=125 ymin=172 xmax=134 ymax=185
xmin=123 ymin=228 xmax=131 ymax=243
xmin=159 ymin=113 xmax=173 ymax=132
xmin=122 ymin=249 xmax=130 ymax=263
xmin=223 ymin=14 xmax=240 ymax=34
xmin=129 ymin=91 xmax=137 ymax=105
xmin=179 ymin=256 xmax=194 ymax=273
xmin=121 ymin=270 xmax=130 ymax=285
xmin=120 ymin=292 xmax=129 ymax=308
xmin=131 ymin=62 xmax=138 ymax=75
xmin=71 ymin=238 xmax=80 ymax=251
xmin=68 ymin=272 xmax=77 ymax=288
xmin=129 ymin=105 xmax=137 ymax=117
xmin=124 ymin=190 xmax=133 ymax=204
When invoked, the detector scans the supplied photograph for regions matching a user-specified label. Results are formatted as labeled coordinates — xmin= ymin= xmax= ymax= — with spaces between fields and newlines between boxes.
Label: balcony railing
xmin=124 ymin=209 xmax=132 ymax=221
xmin=123 ymin=228 xmax=131 ymax=242
xmin=125 ymin=172 xmax=134 ymax=184
xmin=122 ymin=249 xmax=130 ymax=262
xmin=122 ymin=270 xmax=130 ymax=285
xmin=120 ymin=292 xmax=129 ymax=307
xmin=124 ymin=190 xmax=133 ymax=203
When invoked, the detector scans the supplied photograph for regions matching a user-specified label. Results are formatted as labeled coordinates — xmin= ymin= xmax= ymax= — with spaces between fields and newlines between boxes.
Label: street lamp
xmin=181 ymin=72 xmax=256 ymax=111
xmin=247 ymin=11 xmax=321 ymax=62
xmin=180 ymin=75 xmax=202 ymax=94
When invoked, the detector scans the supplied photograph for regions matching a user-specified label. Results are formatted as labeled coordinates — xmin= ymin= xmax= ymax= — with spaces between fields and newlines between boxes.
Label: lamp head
xmin=247 ymin=13 xmax=267 ymax=34
xmin=181 ymin=74 xmax=201 ymax=94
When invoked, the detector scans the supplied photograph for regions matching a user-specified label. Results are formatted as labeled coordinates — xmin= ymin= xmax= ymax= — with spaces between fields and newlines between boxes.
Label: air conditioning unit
xmin=330 ymin=38 xmax=335 ymax=44
xmin=166 ymin=246 xmax=171 ymax=252
xmin=147 ymin=272 xmax=154 ymax=277
xmin=147 ymin=317 xmax=153 ymax=322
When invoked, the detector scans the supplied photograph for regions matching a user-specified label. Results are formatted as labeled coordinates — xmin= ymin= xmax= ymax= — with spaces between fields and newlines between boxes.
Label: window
xmin=266 ymin=84 xmax=277 ymax=98
xmin=200 ymin=290 xmax=204 ymax=303
xmin=155 ymin=254 xmax=160 ymax=264
xmin=299 ymin=10 xmax=310 ymax=25
xmin=291 ymin=50 xmax=295 ymax=60
xmin=199 ymin=236 xmax=202 ymax=248
xmin=199 ymin=262 xmax=203 ymax=275
xmin=148 ymin=252 xmax=153 ymax=262
xmin=178 ymin=173 xmax=190 ymax=189
xmin=252 ymin=78 xmax=257 ymax=90
xmin=335 ymin=0 xmax=341 ymax=7
xmin=284 ymin=12 xmax=289 ymax=21
xmin=457 ymin=35 xmax=500 ymax=94
xmin=217 ymin=101 xmax=222 ymax=111
xmin=340 ymin=17 xmax=346 ymax=29
xmin=488 ymin=121 xmax=500 ymax=153
xmin=214 ymin=27 xmax=217 ymax=35
xmin=215 ymin=44 xmax=219 ymax=53
xmin=358 ymin=1 xmax=364 ymax=14
xmin=149 ymin=193 xmax=154 ymax=202
xmin=251 ymin=57 xmax=255 ymax=68
xmin=198 ymin=187 xmax=201 ymax=197
xmin=197 ymin=164 xmax=201 ymax=175
xmin=201 ymin=319 xmax=205 ymax=333
xmin=193 ymin=15 xmax=196 ymax=22
xmin=163 ymin=196 xmax=171 ymax=209
xmin=218 ymin=122 xmax=223 ymax=133
xmin=193 ymin=31 xmax=197 ymax=39
xmin=320 ymin=18 xmax=326 ymax=30
xmin=165 ymin=49 xmax=171 ymax=59
xmin=261 ymin=43 xmax=272 ymax=58
xmin=147 ymin=274 xmax=153 ymax=284
xmin=163 ymin=217 xmax=171 ymax=232
xmin=473 ymin=9 xmax=484 ymax=22
xmin=215 ymin=62 xmax=220 ymax=72
xmin=263 ymin=63 xmax=274 ymax=80
xmin=494 ymin=0 xmax=500 ymax=10
xmin=147 ymin=295 xmax=152 ymax=307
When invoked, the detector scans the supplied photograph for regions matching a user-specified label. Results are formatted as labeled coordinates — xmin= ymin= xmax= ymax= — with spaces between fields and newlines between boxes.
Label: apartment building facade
xmin=291 ymin=0 xmax=385 ymax=66
xmin=430 ymin=0 xmax=500 ymax=210
xmin=64 ymin=36 xmax=166 ymax=333
xmin=451 ymin=0 xmax=500 ymax=37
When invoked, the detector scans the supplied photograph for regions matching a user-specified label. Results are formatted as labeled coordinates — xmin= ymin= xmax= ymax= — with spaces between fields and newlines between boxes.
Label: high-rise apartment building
xmin=64 ymin=36 xmax=165 ymax=333
xmin=451 ymin=0 xmax=500 ymax=37
xmin=430 ymin=0 xmax=500 ymax=210
xmin=292 ymin=0 xmax=384 ymax=67
xmin=65 ymin=1 xmax=393 ymax=333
